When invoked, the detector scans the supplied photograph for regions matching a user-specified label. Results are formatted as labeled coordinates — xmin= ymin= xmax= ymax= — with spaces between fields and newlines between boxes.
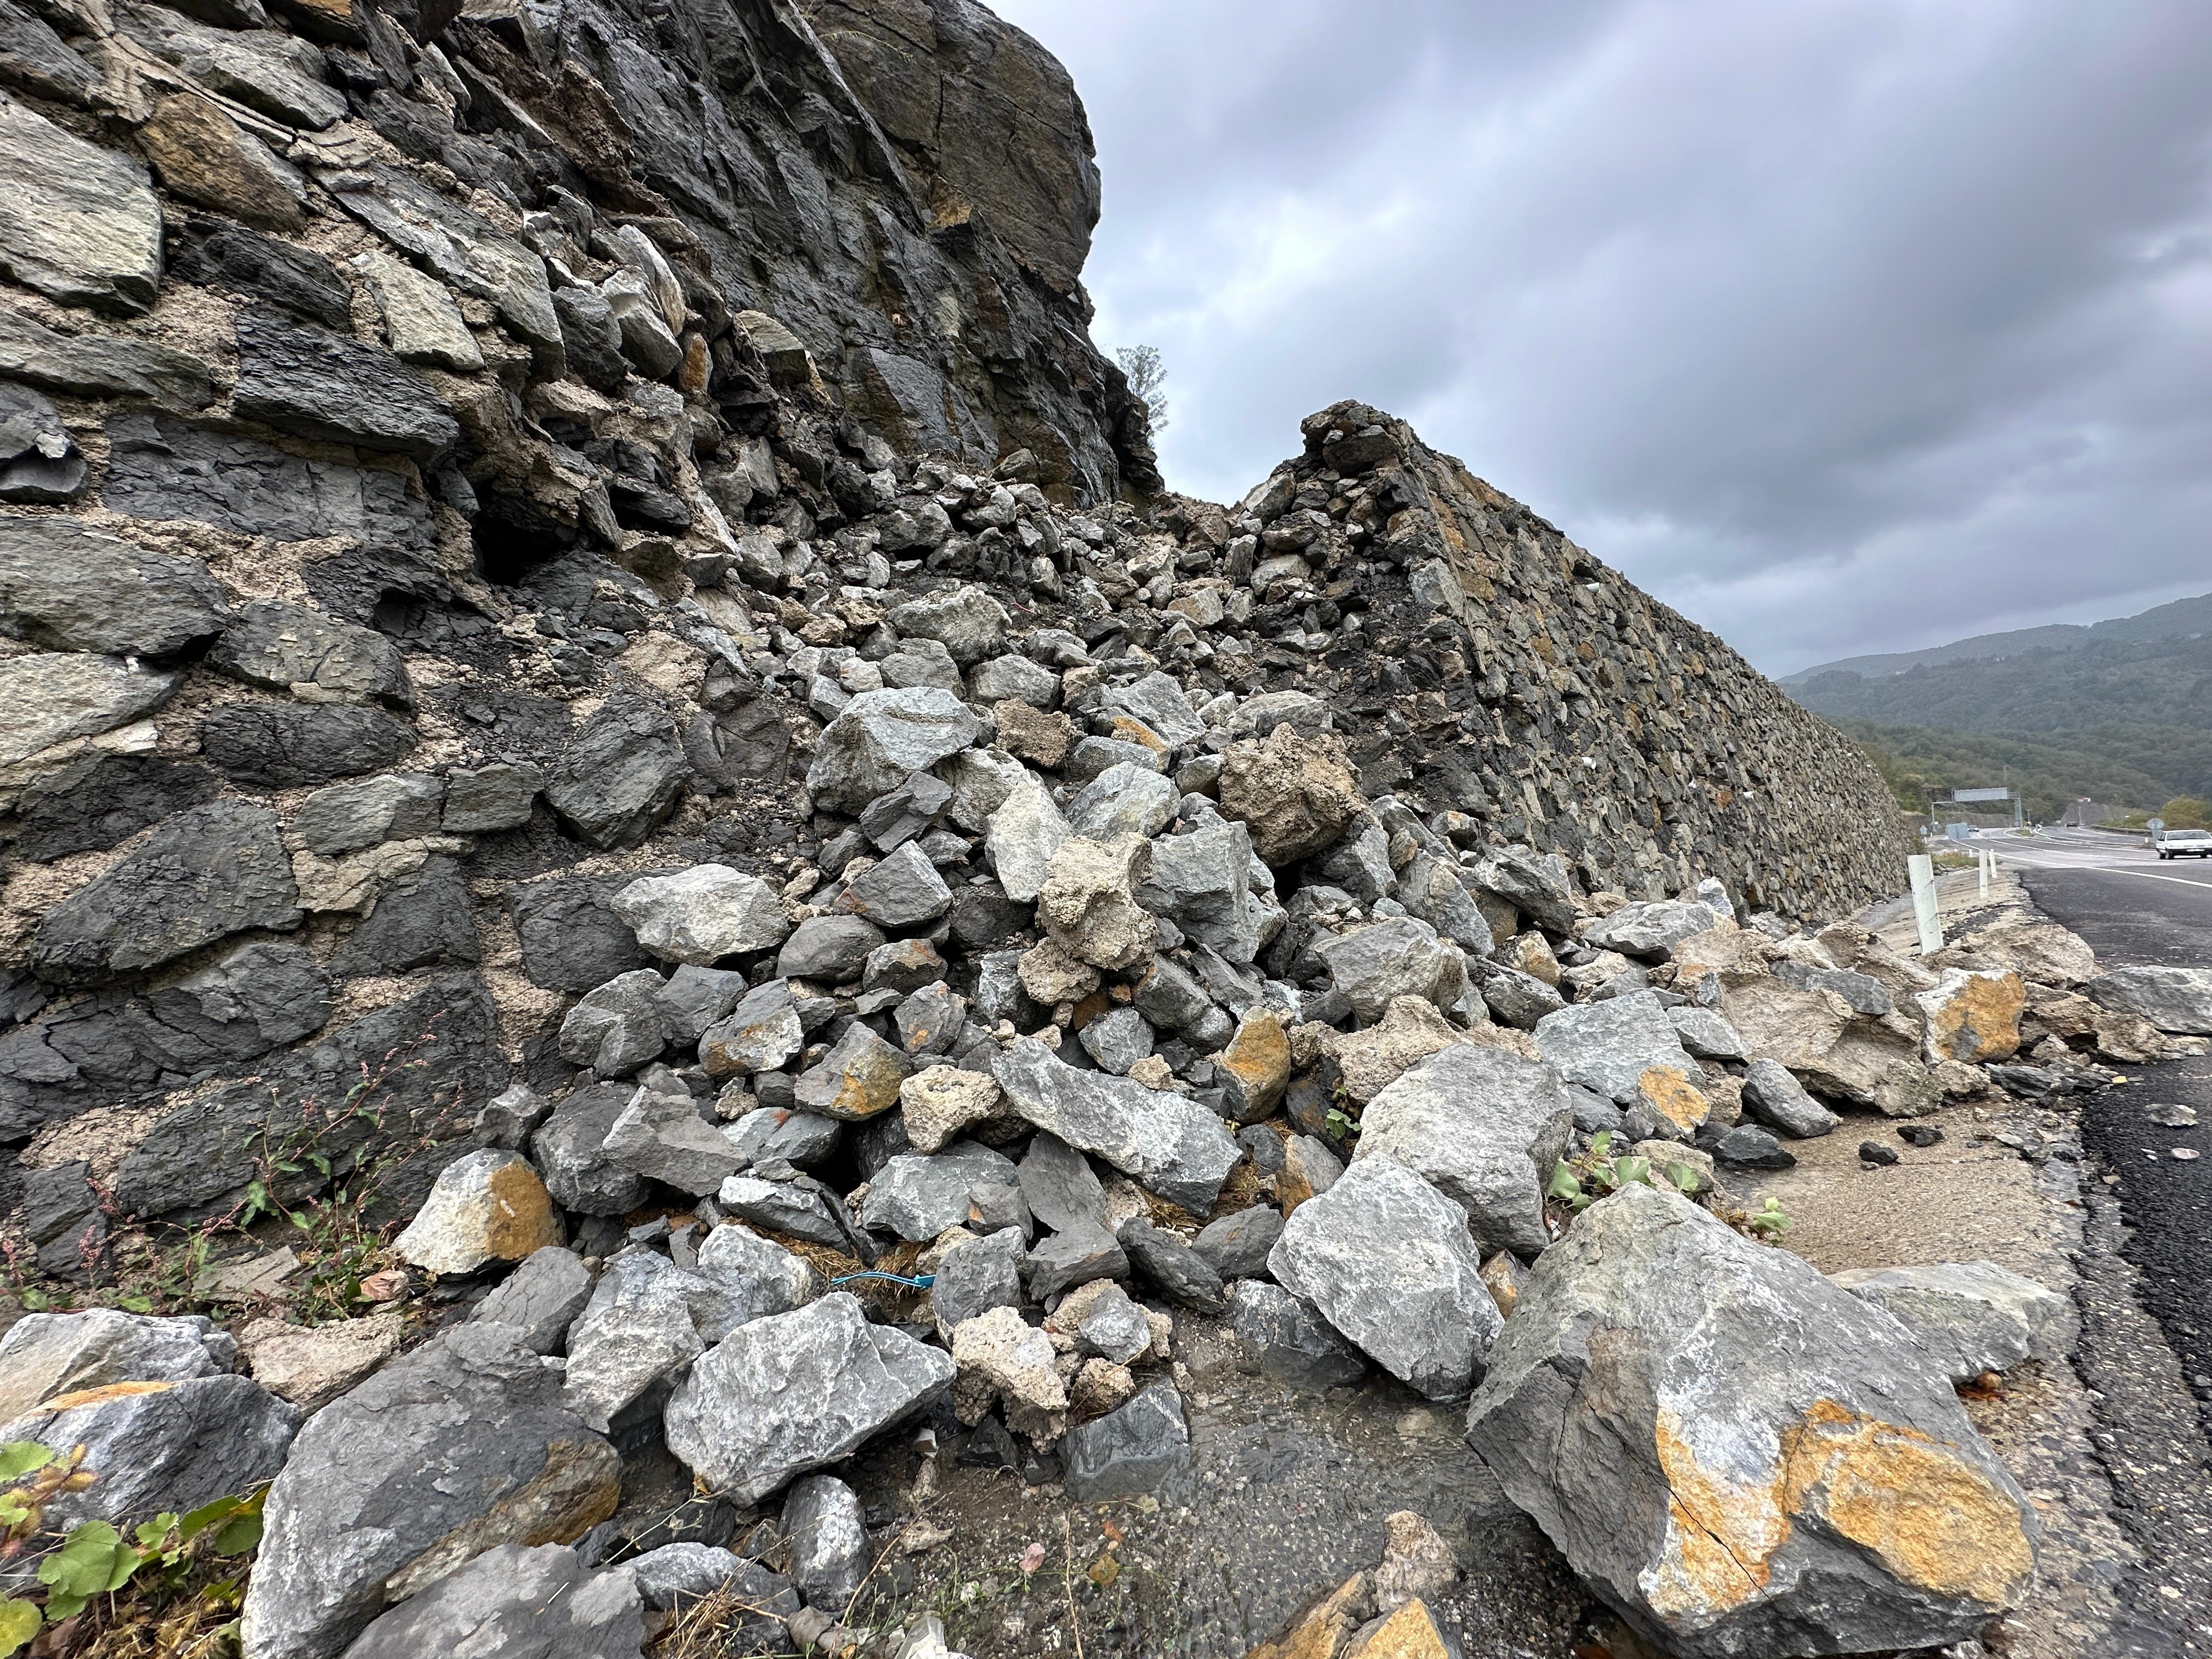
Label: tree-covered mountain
xmin=1787 ymin=602 xmax=2212 ymax=816
xmin=1782 ymin=589 xmax=2212 ymax=685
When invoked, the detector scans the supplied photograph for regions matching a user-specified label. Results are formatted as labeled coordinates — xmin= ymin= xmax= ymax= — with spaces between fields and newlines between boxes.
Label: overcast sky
xmin=992 ymin=1 xmax=2212 ymax=676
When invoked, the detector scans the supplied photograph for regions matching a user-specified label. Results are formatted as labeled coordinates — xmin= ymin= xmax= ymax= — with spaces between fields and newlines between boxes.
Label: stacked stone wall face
xmin=1248 ymin=404 xmax=1916 ymax=919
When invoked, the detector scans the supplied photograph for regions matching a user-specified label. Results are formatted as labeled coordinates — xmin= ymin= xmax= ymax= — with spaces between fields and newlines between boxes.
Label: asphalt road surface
xmin=1987 ymin=828 xmax=2212 ymax=1397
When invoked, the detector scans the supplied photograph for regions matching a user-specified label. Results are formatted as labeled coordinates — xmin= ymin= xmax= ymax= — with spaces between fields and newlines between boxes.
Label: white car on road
xmin=2156 ymin=829 xmax=2212 ymax=860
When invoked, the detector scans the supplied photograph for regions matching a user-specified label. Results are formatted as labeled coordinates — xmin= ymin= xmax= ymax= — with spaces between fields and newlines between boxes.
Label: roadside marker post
xmin=1908 ymin=854 xmax=1941 ymax=956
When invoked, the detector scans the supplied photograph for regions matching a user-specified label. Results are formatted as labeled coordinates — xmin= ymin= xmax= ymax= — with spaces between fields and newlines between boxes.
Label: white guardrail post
xmin=1908 ymin=854 xmax=1942 ymax=956
xmin=1979 ymin=846 xmax=1991 ymax=898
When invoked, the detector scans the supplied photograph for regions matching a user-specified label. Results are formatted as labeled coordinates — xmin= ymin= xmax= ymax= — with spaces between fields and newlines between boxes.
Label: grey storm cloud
xmin=994 ymin=0 xmax=2212 ymax=675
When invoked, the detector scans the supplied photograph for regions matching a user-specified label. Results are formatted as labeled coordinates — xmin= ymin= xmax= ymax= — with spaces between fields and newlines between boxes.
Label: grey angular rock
xmin=1101 ymin=671 xmax=1204 ymax=747
xmin=623 ymin=1544 xmax=769 ymax=1613
xmin=208 ymin=599 xmax=411 ymax=707
xmin=930 ymin=1227 xmax=1027 ymax=1335
xmin=1353 ymin=1045 xmax=1573 ymax=1260
xmin=559 ymin=969 xmax=670 ymax=1076
xmin=441 ymin=761 xmax=544 ymax=834
xmin=1739 ymin=1057 xmax=1839 ymax=1138
xmin=533 ymin=1082 xmax=652 ymax=1215
xmin=1830 ymin=1260 xmax=2075 ymax=1384
xmin=101 ymin=411 xmax=436 ymax=546
xmin=1023 ymin=1221 xmax=1128 ymax=1300
xmin=1465 ymin=1183 xmax=2039 ymax=1657
xmin=1078 ymin=1005 xmax=1154 ymax=1074
xmin=471 ymin=1245 xmax=594 ymax=1355
xmin=884 ymin=585 xmax=1008 ymax=664
xmin=0 ymin=519 xmax=227 ymax=656
xmin=0 ymin=651 xmax=181 ymax=764
xmin=983 ymin=770 xmax=1071 ymax=902
xmin=860 ymin=1140 xmax=1015 ymax=1240
xmin=857 ymin=770 xmax=953 ymax=853
xmin=715 ymin=1174 xmax=851 ymax=1250
xmin=1712 ymin=1124 xmax=1795 ymax=1170
xmin=785 ymin=1473 xmax=868 ymax=1610
xmin=546 ymin=693 xmax=690 ymax=850
xmin=1470 ymin=850 xmax=1577 ymax=936
xmin=511 ymin=877 xmax=652 ymax=995
xmin=561 ymin=1248 xmax=725 ymax=1430
xmin=166 ymin=219 xmax=348 ymax=329
xmin=232 ymin=307 xmax=459 ymax=464
xmin=15 ymin=754 xmax=221 ymax=864
xmin=2 ymin=1373 xmax=297 ymax=1530
xmin=793 ymin=1022 xmax=912 ymax=1121
xmin=1396 ymin=854 xmax=1494 ymax=954
xmin=1066 ymin=760 xmax=1179 ymax=840
xmin=554 ymin=284 xmax=627 ymax=392
xmin=336 ymin=1543 xmax=644 ymax=1659
xmin=726 ymin=1104 xmax=840 ymax=1169
xmin=653 ymin=964 xmax=751 ymax=1045
xmin=0 ymin=1 xmax=97 ymax=103
xmin=664 ymin=1293 xmax=955 ymax=1504
xmin=1116 ymin=1216 xmax=1225 ymax=1312
xmin=1139 ymin=822 xmax=1263 ymax=963
xmin=1017 ymin=1131 xmax=1105 ymax=1233
xmin=1533 ymin=990 xmax=1700 ymax=1107
xmin=1076 ymin=1283 xmax=1153 ymax=1364
xmin=838 ymin=840 xmax=953 ymax=929
xmin=2085 ymin=966 xmax=2212 ymax=1035
xmin=290 ymin=774 xmax=444 ymax=857
xmin=1267 ymin=1158 xmax=1499 ymax=1401
xmin=993 ymin=1038 xmax=1240 ymax=1216
xmin=1228 ymin=1280 xmax=1366 ymax=1390
xmin=241 ymin=1323 xmax=621 ymax=1659
xmin=1475 ymin=961 xmax=1566 ymax=1029
xmin=1668 ymin=1005 xmax=1748 ymax=1062
xmin=700 ymin=978 xmax=806 ymax=1076
xmin=1194 ymin=1206 xmax=1284 ymax=1282
xmin=1582 ymin=899 xmax=1723 ymax=960
xmin=606 ymin=1087 xmax=743 ymax=1194
xmin=613 ymin=865 xmax=788 ymax=964
xmin=694 ymin=1222 xmax=823 ymax=1320
xmin=0 ymin=1309 xmax=235 ymax=1422
xmin=894 ymin=981 xmax=966 ymax=1057
xmin=0 ymin=98 xmax=162 ymax=313
xmin=198 ymin=702 xmax=415 ymax=788
xmin=1315 ymin=917 xmax=1467 ymax=1021
xmin=778 ymin=916 xmax=887 ymax=982
xmin=1064 ymin=1382 xmax=1190 ymax=1500
xmin=118 ymin=7 xmax=345 ymax=128
xmin=806 ymin=687 xmax=981 ymax=814
xmin=32 ymin=800 xmax=300 ymax=985
xmin=968 ymin=651 xmax=1059 ymax=707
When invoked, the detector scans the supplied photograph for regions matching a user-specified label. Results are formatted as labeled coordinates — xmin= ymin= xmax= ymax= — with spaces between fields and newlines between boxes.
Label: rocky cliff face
xmin=0 ymin=0 xmax=1910 ymax=1217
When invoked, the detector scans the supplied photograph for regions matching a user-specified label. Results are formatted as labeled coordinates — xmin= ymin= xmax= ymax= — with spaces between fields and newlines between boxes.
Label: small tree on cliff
xmin=1116 ymin=344 xmax=1169 ymax=434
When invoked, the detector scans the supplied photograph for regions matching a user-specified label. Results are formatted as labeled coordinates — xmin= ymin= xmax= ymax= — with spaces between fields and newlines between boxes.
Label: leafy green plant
xmin=1547 ymin=1131 xmax=1702 ymax=1212
xmin=1323 ymin=1107 xmax=1360 ymax=1142
xmin=1743 ymin=1196 xmax=1793 ymax=1241
xmin=0 ymin=1443 xmax=264 ymax=1656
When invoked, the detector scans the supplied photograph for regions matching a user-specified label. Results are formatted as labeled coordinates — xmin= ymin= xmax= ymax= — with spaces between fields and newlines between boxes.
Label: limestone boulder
xmin=1915 ymin=968 xmax=2024 ymax=1065
xmin=242 ymin=1323 xmax=620 ymax=1659
xmin=992 ymin=1037 xmax=1240 ymax=1216
xmin=663 ymin=1294 xmax=955 ymax=1503
xmin=1465 ymin=1183 xmax=2038 ymax=1657
xmin=393 ymin=1150 xmax=562 ymax=1277
xmin=1217 ymin=725 xmax=1361 ymax=868
xmin=1353 ymin=1045 xmax=1573 ymax=1259
xmin=1266 ymin=1158 xmax=1499 ymax=1401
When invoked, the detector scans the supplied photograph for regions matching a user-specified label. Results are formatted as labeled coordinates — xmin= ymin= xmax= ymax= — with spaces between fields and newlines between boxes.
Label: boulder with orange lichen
xmin=1465 ymin=1181 xmax=2039 ymax=1656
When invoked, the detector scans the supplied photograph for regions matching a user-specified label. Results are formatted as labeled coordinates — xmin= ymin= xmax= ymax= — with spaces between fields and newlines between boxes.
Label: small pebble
xmin=1858 ymin=1141 xmax=1899 ymax=1166
xmin=2172 ymin=1148 xmax=2199 ymax=1162
xmin=2148 ymin=1104 xmax=2199 ymax=1128
xmin=1897 ymin=1124 xmax=1944 ymax=1148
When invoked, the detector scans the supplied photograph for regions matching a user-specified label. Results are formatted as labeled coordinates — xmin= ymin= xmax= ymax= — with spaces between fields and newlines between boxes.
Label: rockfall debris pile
xmin=4 ymin=0 xmax=2205 ymax=1652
